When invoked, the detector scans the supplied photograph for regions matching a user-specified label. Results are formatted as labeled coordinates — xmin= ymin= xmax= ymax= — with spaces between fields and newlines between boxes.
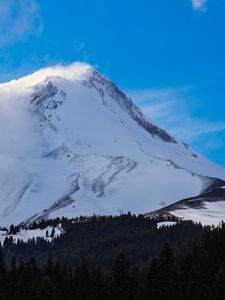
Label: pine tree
xmin=50 ymin=227 xmax=55 ymax=239
xmin=90 ymin=266 xmax=106 ymax=300
xmin=0 ymin=249 xmax=6 ymax=299
xmin=158 ymin=242 xmax=174 ymax=273
xmin=213 ymin=266 xmax=225 ymax=300
xmin=110 ymin=253 xmax=133 ymax=300
xmin=146 ymin=258 xmax=161 ymax=300
xmin=73 ymin=261 xmax=91 ymax=300
xmin=37 ymin=276 xmax=56 ymax=300
xmin=7 ymin=256 xmax=17 ymax=300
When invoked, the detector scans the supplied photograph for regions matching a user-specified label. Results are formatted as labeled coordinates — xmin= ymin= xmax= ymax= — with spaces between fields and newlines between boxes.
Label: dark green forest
xmin=1 ymin=214 xmax=225 ymax=299
xmin=1 ymin=214 xmax=203 ymax=267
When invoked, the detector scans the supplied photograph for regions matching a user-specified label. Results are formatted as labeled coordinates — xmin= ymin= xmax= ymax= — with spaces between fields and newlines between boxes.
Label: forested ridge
xmin=1 ymin=214 xmax=225 ymax=299
xmin=1 ymin=214 xmax=203 ymax=267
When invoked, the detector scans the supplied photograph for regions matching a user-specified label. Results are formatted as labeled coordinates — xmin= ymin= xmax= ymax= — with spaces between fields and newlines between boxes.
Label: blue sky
xmin=0 ymin=0 xmax=225 ymax=166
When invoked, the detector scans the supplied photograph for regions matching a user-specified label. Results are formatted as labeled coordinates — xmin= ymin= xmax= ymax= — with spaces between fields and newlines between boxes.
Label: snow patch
xmin=172 ymin=201 xmax=225 ymax=226
xmin=0 ymin=225 xmax=63 ymax=244
xmin=157 ymin=221 xmax=177 ymax=228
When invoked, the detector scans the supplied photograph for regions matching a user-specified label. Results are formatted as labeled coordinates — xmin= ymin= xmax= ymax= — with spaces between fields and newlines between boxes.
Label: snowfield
xmin=172 ymin=201 xmax=225 ymax=226
xmin=0 ymin=225 xmax=63 ymax=244
xmin=0 ymin=62 xmax=224 ymax=227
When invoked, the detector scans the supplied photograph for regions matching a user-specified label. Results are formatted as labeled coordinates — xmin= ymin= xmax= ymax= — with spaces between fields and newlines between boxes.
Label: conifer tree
xmin=50 ymin=227 xmax=55 ymax=239
xmin=37 ymin=276 xmax=56 ymax=300
xmin=213 ymin=266 xmax=225 ymax=300
xmin=110 ymin=253 xmax=133 ymax=300
xmin=0 ymin=249 xmax=6 ymax=299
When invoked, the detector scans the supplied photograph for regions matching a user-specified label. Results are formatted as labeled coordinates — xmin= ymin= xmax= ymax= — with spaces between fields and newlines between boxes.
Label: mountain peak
xmin=0 ymin=62 xmax=94 ymax=89
xmin=0 ymin=62 xmax=225 ymax=226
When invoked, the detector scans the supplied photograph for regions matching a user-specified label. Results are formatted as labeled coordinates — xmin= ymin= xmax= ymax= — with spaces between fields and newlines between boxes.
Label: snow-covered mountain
xmin=0 ymin=62 xmax=224 ymax=227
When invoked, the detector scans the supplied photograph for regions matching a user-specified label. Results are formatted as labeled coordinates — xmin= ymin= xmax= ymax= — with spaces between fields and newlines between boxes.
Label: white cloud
xmin=192 ymin=0 xmax=207 ymax=11
xmin=0 ymin=0 xmax=43 ymax=47
xmin=127 ymin=87 xmax=225 ymax=153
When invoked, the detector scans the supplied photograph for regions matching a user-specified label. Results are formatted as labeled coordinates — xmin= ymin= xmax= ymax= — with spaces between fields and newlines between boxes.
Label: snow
xmin=172 ymin=201 xmax=225 ymax=226
xmin=157 ymin=221 xmax=177 ymax=228
xmin=0 ymin=225 xmax=63 ymax=244
xmin=0 ymin=62 xmax=92 ymax=89
xmin=0 ymin=62 xmax=224 ymax=226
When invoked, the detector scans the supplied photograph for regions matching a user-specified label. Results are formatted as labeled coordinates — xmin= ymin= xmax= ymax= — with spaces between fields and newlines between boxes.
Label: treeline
xmin=1 ymin=214 xmax=205 ymax=268
xmin=1 ymin=225 xmax=225 ymax=300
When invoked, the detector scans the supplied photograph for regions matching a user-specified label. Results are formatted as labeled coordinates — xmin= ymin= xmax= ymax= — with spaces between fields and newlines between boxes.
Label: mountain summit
xmin=0 ymin=62 xmax=224 ymax=226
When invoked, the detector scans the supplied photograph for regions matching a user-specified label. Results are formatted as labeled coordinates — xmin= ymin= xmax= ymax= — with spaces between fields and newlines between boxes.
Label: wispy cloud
xmin=73 ymin=41 xmax=91 ymax=62
xmin=191 ymin=0 xmax=207 ymax=11
xmin=0 ymin=0 xmax=43 ymax=48
xmin=127 ymin=87 xmax=225 ymax=155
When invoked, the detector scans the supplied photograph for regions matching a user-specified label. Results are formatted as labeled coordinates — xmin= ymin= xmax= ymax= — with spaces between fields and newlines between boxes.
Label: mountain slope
xmin=147 ymin=186 xmax=225 ymax=225
xmin=0 ymin=62 xmax=224 ymax=226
